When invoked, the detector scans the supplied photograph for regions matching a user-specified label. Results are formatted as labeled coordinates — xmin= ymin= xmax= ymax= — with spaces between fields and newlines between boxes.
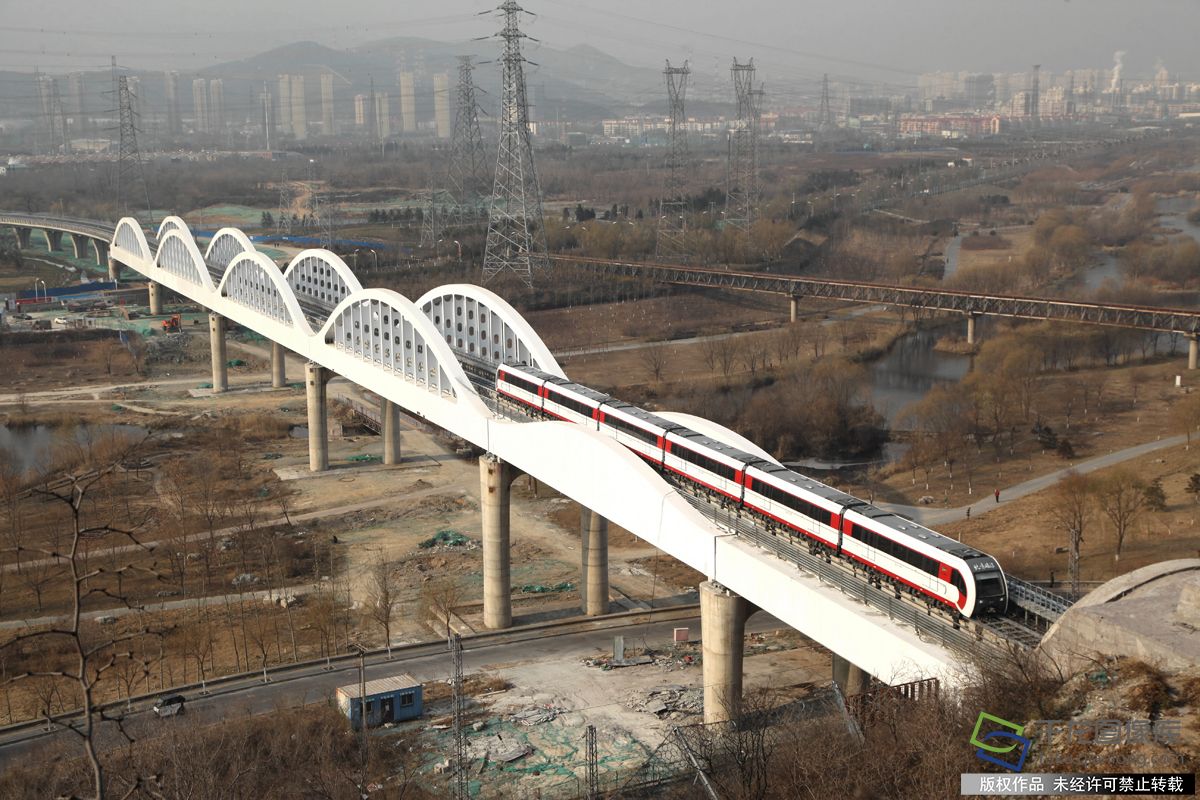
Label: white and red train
xmin=496 ymin=363 xmax=1009 ymax=619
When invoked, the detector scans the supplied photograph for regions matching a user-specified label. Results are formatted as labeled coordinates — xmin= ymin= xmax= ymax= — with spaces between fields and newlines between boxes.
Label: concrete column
xmin=832 ymin=653 xmax=870 ymax=696
xmin=1189 ymin=335 xmax=1198 ymax=371
xmin=580 ymin=508 xmax=609 ymax=617
xmin=789 ymin=296 xmax=799 ymax=323
xmin=382 ymin=399 xmax=401 ymax=465
xmin=271 ymin=341 xmax=287 ymax=389
xmin=306 ymin=362 xmax=330 ymax=472
xmin=70 ymin=234 xmax=87 ymax=260
xmin=701 ymin=580 xmax=751 ymax=724
xmin=208 ymin=313 xmax=228 ymax=393
xmin=966 ymin=313 xmax=978 ymax=346
xmin=14 ymin=228 xmax=30 ymax=249
xmin=94 ymin=240 xmax=108 ymax=268
xmin=106 ymin=256 xmax=119 ymax=283
xmin=148 ymin=281 xmax=163 ymax=316
xmin=481 ymin=455 xmax=513 ymax=629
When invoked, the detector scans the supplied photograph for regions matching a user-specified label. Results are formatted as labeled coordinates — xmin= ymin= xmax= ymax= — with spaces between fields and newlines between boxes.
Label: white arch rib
xmin=153 ymin=229 xmax=216 ymax=292
xmin=205 ymin=227 xmax=256 ymax=267
xmin=156 ymin=215 xmax=189 ymax=240
xmin=416 ymin=283 xmax=566 ymax=378
xmin=218 ymin=252 xmax=311 ymax=335
xmin=283 ymin=249 xmax=363 ymax=294
xmin=318 ymin=288 xmax=477 ymax=401
xmin=113 ymin=218 xmax=150 ymax=260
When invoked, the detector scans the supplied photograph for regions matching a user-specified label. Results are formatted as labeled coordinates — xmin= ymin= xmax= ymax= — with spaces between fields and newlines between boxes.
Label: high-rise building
xmin=277 ymin=74 xmax=293 ymax=133
xmin=321 ymin=73 xmax=335 ymax=135
xmin=964 ymin=74 xmax=995 ymax=110
xmin=375 ymin=93 xmax=391 ymax=139
xmin=433 ymin=72 xmax=451 ymax=139
xmin=290 ymin=74 xmax=307 ymax=140
xmin=209 ymin=78 xmax=224 ymax=132
xmin=192 ymin=78 xmax=209 ymax=134
xmin=259 ymin=88 xmax=274 ymax=149
xmin=354 ymin=94 xmax=368 ymax=127
xmin=164 ymin=71 xmax=181 ymax=135
xmin=66 ymin=72 xmax=85 ymax=134
xmin=399 ymin=72 xmax=415 ymax=133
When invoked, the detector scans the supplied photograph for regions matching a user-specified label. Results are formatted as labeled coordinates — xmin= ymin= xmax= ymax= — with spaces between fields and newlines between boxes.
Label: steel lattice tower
xmin=115 ymin=75 xmax=152 ymax=222
xmin=656 ymin=60 xmax=691 ymax=261
xmin=585 ymin=725 xmax=599 ymax=799
xmin=450 ymin=633 xmax=468 ymax=800
xmin=725 ymin=59 xmax=759 ymax=241
xmin=276 ymin=170 xmax=293 ymax=237
xmin=449 ymin=55 xmax=489 ymax=223
xmin=817 ymin=73 xmax=833 ymax=130
xmin=1030 ymin=64 xmax=1041 ymax=128
xmin=483 ymin=0 xmax=547 ymax=287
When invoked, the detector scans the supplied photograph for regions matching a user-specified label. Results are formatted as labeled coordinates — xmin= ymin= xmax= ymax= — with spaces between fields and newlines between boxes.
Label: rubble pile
xmin=625 ymin=686 xmax=703 ymax=718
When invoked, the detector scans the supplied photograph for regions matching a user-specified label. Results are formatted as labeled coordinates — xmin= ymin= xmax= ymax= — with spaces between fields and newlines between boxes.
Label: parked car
xmin=152 ymin=694 xmax=186 ymax=717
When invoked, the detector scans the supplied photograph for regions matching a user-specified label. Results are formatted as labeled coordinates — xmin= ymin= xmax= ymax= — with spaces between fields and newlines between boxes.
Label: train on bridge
xmin=497 ymin=363 xmax=1010 ymax=620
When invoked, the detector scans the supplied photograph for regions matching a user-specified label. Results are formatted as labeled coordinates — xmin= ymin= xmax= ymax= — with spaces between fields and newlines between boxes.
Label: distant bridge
xmin=554 ymin=255 xmax=1200 ymax=343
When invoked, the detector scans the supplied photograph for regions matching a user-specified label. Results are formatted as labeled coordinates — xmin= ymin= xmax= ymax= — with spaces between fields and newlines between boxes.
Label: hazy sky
xmin=4 ymin=0 xmax=1199 ymax=84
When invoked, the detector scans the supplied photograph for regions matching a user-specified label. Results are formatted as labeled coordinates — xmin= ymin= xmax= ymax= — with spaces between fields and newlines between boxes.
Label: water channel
xmin=0 ymin=424 xmax=148 ymax=475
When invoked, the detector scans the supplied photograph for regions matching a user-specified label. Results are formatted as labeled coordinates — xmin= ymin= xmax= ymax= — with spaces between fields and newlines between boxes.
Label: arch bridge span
xmin=2 ymin=212 xmax=1050 ymax=717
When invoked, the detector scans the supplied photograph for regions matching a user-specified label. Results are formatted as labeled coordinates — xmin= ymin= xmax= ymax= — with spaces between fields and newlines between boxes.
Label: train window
xmin=950 ymin=571 xmax=966 ymax=595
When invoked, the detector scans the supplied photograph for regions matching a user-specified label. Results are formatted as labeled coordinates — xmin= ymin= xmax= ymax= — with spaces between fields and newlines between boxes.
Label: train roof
xmin=543 ymin=377 xmax=612 ymax=405
xmin=748 ymin=463 xmax=863 ymax=508
xmin=602 ymin=401 xmax=680 ymax=433
xmin=845 ymin=504 xmax=986 ymax=560
xmin=667 ymin=428 xmax=767 ymax=467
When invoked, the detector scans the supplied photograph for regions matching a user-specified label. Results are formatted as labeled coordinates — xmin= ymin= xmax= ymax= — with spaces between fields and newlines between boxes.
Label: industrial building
xmin=336 ymin=674 xmax=422 ymax=730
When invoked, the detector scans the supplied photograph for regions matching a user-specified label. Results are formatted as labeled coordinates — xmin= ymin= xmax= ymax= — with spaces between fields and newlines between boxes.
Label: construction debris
xmin=626 ymin=686 xmax=703 ymax=717
xmin=510 ymin=705 xmax=565 ymax=726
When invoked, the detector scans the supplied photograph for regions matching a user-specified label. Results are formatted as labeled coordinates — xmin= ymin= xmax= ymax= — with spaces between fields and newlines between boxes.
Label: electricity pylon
xmin=656 ymin=60 xmax=691 ymax=261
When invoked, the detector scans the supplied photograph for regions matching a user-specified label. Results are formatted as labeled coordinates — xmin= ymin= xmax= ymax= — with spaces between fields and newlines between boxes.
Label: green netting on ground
xmin=418 ymin=530 xmax=471 ymax=549
xmin=347 ymin=454 xmax=380 ymax=463
xmin=516 ymin=582 xmax=575 ymax=594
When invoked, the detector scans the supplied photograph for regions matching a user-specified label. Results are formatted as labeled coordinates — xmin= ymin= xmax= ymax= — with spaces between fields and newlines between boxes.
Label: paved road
xmin=0 ymin=608 xmax=787 ymax=766
xmin=882 ymin=434 xmax=1188 ymax=526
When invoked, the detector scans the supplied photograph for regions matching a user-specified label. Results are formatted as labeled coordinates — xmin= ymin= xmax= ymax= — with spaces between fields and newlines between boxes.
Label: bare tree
xmin=1096 ymin=469 xmax=1145 ymax=562
xmin=2 ymin=446 xmax=160 ymax=800
xmin=366 ymin=552 xmax=400 ymax=657
xmin=1050 ymin=471 xmax=1092 ymax=598
xmin=639 ymin=342 xmax=670 ymax=382
xmin=420 ymin=575 xmax=465 ymax=640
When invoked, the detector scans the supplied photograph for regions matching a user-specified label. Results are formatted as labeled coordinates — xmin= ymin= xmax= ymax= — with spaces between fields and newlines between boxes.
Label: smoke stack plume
xmin=1109 ymin=50 xmax=1126 ymax=93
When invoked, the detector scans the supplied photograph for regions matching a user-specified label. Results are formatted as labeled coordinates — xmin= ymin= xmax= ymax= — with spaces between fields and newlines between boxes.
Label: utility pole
xmin=1030 ymin=64 xmax=1041 ymax=128
xmin=114 ymin=60 xmax=152 ymax=223
xmin=483 ymin=0 xmax=548 ymax=287
xmin=349 ymin=641 xmax=370 ymax=790
xmin=656 ymin=59 xmax=690 ymax=262
xmin=450 ymin=633 xmax=468 ymax=800
xmin=725 ymin=58 xmax=760 ymax=251
xmin=585 ymin=724 xmax=599 ymax=799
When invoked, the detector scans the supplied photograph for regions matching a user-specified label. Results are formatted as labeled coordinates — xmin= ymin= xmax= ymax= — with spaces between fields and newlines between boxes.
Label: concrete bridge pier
xmin=305 ymin=363 xmax=332 ymax=472
xmin=148 ymin=281 xmax=163 ymax=316
xmin=382 ymin=399 xmax=401 ymax=465
xmin=701 ymin=580 xmax=754 ymax=724
xmin=93 ymin=240 xmax=108 ymax=268
xmin=832 ymin=653 xmax=870 ymax=697
xmin=481 ymin=454 xmax=518 ymax=629
xmin=966 ymin=313 xmax=979 ymax=346
xmin=40 ymin=229 xmax=62 ymax=252
xmin=106 ymin=255 xmax=119 ymax=283
xmin=271 ymin=341 xmax=287 ymax=388
xmin=789 ymin=295 xmax=801 ymax=323
xmin=580 ymin=508 xmax=610 ymax=616
xmin=208 ymin=313 xmax=228 ymax=393
xmin=12 ymin=227 xmax=30 ymax=249
xmin=1189 ymin=335 xmax=1198 ymax=371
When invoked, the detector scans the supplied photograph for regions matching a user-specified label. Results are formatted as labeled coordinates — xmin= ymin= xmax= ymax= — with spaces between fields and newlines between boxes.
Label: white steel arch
xmin=205 ymin=227 xmax=256 ymax=273
xmin=113 ymin=218 xmax=150 ymax=260
xmin=318 ymin=288 xmax=471 ymax=399
xmin=154 ymin=230 xmax=215 ymax=291
xmin=283 ymin=250 xmax=363 ymax=312
xmin=417 ymin=284 xmax=565 ymax=377
xmin=218 ymin=252 xmax=310 ymax=334
xmin=156 ymin=215 xmax=189 ymax=240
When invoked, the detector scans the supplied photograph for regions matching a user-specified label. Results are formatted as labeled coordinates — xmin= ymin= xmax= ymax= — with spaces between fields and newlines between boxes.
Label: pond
xmin=0 ymin=423 xmax=148 ymax=475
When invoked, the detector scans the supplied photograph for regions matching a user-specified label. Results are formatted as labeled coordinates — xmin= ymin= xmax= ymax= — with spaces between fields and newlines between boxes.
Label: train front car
xmin=964 ymin=554 xmax=1009 ymax=616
